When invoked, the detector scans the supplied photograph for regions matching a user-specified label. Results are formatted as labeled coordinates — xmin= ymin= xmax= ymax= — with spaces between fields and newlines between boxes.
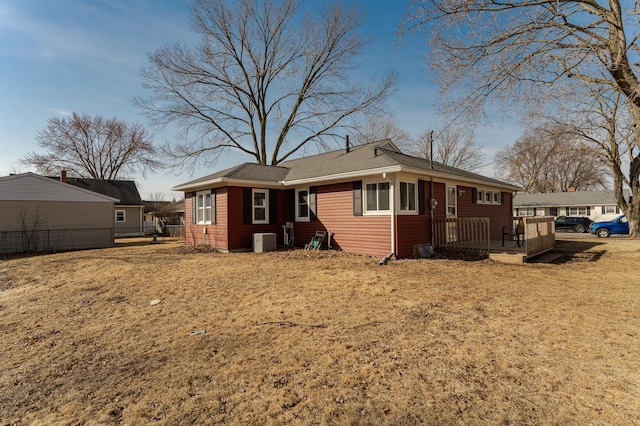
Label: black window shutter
xmin=192 ymin=192 xmax=197 ymax=224
xmin=243 ymin=188 xmax=252 ymax=224
xmin=587 ymin=206 xmax=591 ymax=215
xmin=309 ymin=186 xmax=318 ymax=221
xmin=418 ymin=180 xmax=425 ymax=215
xmin=269 ymin=189 xmax=277 ymax=224
xmin=601 ymin=206 xmax=605 ymax=214
xmin=288 ymin=189 xmax=295 ymax=221
xmin=353 ymin=181 xmax=363 ymax=216
xmin=211 ymin=189 xmax=216 ymax=225
xmin=501 ymin=192 xmax=505 ymax=205
xmin=616 ymin=206 xmax=620 ymax=213
xmin=472 ymin=188 xmax=477 ymax=204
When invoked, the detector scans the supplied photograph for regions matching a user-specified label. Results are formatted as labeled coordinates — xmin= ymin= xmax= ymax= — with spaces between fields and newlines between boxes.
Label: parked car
xmin=588 ymin=215 xmax=629 ymax=237
xmin=554 ymin=216 xmax=593 ymax=233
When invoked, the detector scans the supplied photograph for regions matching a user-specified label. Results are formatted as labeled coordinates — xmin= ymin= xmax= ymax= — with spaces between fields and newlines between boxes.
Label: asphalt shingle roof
xmin=173 ymin=140 xmax=520 ymax=191
xmin=65 ymin=178 xmax=143 ymax=206
xmin=513 ymin=190 xmax=629 ymax=207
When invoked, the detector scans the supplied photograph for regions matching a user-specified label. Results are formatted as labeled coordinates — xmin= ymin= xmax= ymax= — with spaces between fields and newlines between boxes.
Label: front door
xmin=446 ymin=186 xmax=457 ymax=242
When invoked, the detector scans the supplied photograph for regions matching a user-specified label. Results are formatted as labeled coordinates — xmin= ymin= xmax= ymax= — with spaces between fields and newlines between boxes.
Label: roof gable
xmin=0 ymin=173 xmax=118 ymax=202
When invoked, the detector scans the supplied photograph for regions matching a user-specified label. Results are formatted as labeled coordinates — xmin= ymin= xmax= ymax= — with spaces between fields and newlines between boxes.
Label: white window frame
xmin=517 ymin=207 xmax=535 ymax=217
xmin=568 ymin=206 xmax=588 ymax=216
xmin=252 ymin=188 xmax=269 ymax=224
xmin=398 ymin=181 xmax=417 ymax=214
xmin=477 ymin=190 xmax=485 ymax=204
xmin=477 ymin=188 xmax=500 ymax=205
xmin=296 ymin=188 xmax=310 ymax=222
xmin=446 ymin=185 xmax=457 ymax=217
xmin=364 ymin=181 xmax=390 ymax=215
xmin=196 ymin=190 xmax=213 ymax=224
xmin=115 ymin=210 xmax=126 ymax=222
xmin=604 ymin=205 xmax=617 ymax=214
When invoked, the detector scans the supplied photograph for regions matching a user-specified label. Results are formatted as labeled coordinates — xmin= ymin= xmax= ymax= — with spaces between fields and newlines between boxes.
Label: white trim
xmin=172 ymin=165 xmax=521 ymax=193
xmin=252 ymin=188 xmax=269 ymax=224
xmin=397 ymin=180 xmax=418 ymax=215
xmin=446 ymin=185 xmax=457 ymax=217
xmin=195 ymin=190 xmax=213 ymax=224
xmin=115 ymin=209 xmax=126 ymax=222
xmin=363 ymin=180 xmax=391 ymax=216
xmin=295 ymin=188 xmax=310 ymax=222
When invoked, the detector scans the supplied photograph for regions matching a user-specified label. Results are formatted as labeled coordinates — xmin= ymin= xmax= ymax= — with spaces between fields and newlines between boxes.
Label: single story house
xmin=513 ymin=189 xmax=630 ymax=221
xmin=172 ymin=140 xmax=520 ymax=258
xmin=58 ymin=173 xmax=145 ymax=237
xmin=0 ymin=172 xmax=118 ymax=254
xmin=143 ymin=200 xmax=185 ymax=234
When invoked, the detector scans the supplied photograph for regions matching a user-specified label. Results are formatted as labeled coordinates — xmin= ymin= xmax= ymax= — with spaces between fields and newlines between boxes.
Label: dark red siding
xmin=293 ymin=182 xmax=391 ymax=258
xmin=456 ymin=185 xmax=513 ymax=240
xmin=181 ymin=181 xmax=513 ymax=257
xmin=227 ymin=186 xmax=288 ymax=250
xmin=184 ymin=188 xmax=229 ymax=249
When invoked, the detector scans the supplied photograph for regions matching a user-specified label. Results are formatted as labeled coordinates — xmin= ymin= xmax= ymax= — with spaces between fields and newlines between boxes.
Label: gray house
xmin=0 ymin=173 xmax=117 ymax=254
xmin=59 ymin=174 xmax=145 ymax=237
xmin=513 ymin=190 xmax=630 ymax=221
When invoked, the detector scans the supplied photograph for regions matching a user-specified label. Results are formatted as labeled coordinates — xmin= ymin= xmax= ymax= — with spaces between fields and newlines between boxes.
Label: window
xmin=517 ymin=207 xmax=535 ymax=217
xmin=568 ymin=207 xmax=589 ymax=216
xmin=196 ymin=190 xmax=213 ymax=224
xmin=604 ymin=205 xmax=618 ymax=214
xmin=253 ymin=189 xmax=269 ymax=224
xmin=115 ymin=210 xmax=125 ymax=222
xmin=399 ymin=182 xmax=416 ymax=212
xmin=365 ymin=182 xmax=390 ymax=213
xmin=446 ymin=186 xmax=456 ymax=217
xmin=476 ymin=188 xmax=500 ymax=204
xmin=296 ymin=189 xmax=309 ymax=221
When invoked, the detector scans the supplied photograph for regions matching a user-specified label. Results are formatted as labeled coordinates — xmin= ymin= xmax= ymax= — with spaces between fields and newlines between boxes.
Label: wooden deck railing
xmin=433 ymin=217 xmax=490 ymax=259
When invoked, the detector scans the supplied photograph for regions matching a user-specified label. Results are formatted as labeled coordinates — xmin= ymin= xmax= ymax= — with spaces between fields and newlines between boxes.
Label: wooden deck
xmin=489 ymin=239 xmax=527 ymax=263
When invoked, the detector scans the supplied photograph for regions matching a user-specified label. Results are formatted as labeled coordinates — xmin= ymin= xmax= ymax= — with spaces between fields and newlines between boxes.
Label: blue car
xmin=588 ymin=215 xmax=629 ymax=238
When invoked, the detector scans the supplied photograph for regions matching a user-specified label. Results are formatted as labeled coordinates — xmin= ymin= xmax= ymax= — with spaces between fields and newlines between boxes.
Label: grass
xmin=1 ymin=236 xmax=639 ymax=424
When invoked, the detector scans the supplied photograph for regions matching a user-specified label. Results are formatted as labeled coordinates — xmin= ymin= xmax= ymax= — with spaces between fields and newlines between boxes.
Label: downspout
xmin=140 ymin=206 xmax=144 ymax=237
xmin=380 ymin=174 xmax=396 ymax=265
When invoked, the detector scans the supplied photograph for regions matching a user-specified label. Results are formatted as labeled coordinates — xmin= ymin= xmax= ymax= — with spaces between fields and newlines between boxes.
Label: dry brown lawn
xmin=1 ymin=235 xmax=639 ymax=425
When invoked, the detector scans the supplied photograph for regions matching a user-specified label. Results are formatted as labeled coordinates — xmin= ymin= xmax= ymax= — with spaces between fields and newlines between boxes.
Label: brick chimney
xmin=60 ymin=170 xmax=67 ymax=183
xmin=567 ymin=187 xmax=576 ymax=192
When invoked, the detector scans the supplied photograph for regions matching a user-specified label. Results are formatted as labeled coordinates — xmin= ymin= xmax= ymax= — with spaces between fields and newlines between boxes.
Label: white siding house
xmin=513 ymin=190 xmax=630 ymax=221
xmin=0 ymin=173 xmax=118 ymax=254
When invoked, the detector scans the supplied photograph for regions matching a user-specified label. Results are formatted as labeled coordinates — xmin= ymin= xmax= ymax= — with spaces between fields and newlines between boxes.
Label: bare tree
xmin=404 ymin=1 xmax=640 ymax=138
xmin=404 ymin=0 xmax=640 ymax=235
xmin=22 ymin=113 xmax=159 ymax=180
xmin=136 ymin=0 xmax=396 ymax=170
xmin=350 ymin=113 xmax=413 ymax=152
xmin=495 ymin=124 xmax=608 ymax=193
xmin=562 ymin=88 xmax=640 ymax=236
xmin=412 ymin=125 xmax=484 ymax=172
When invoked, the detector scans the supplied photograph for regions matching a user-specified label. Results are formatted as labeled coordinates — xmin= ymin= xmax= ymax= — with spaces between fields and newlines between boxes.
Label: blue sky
xmin=0 ymin=0 xmax=521 ymax=199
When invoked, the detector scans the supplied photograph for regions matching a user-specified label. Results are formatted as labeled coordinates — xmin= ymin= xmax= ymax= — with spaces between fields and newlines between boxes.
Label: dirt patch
xmin=1 ymin=237 xmax=639 ymax=424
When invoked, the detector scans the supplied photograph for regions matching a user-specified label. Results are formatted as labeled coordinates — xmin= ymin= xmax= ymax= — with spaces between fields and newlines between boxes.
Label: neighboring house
xmin=172 ymin=140 xmax=520 ymax=258
xmin=59 ymin=173 xmax=145 ymax=237
xmin=143 ymin=200 xmax=185 ymax=234
xmin=513 ymin=190 xmax=630 ymax=222
xmin=0 ymin=172 xmax=118 ymax=254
